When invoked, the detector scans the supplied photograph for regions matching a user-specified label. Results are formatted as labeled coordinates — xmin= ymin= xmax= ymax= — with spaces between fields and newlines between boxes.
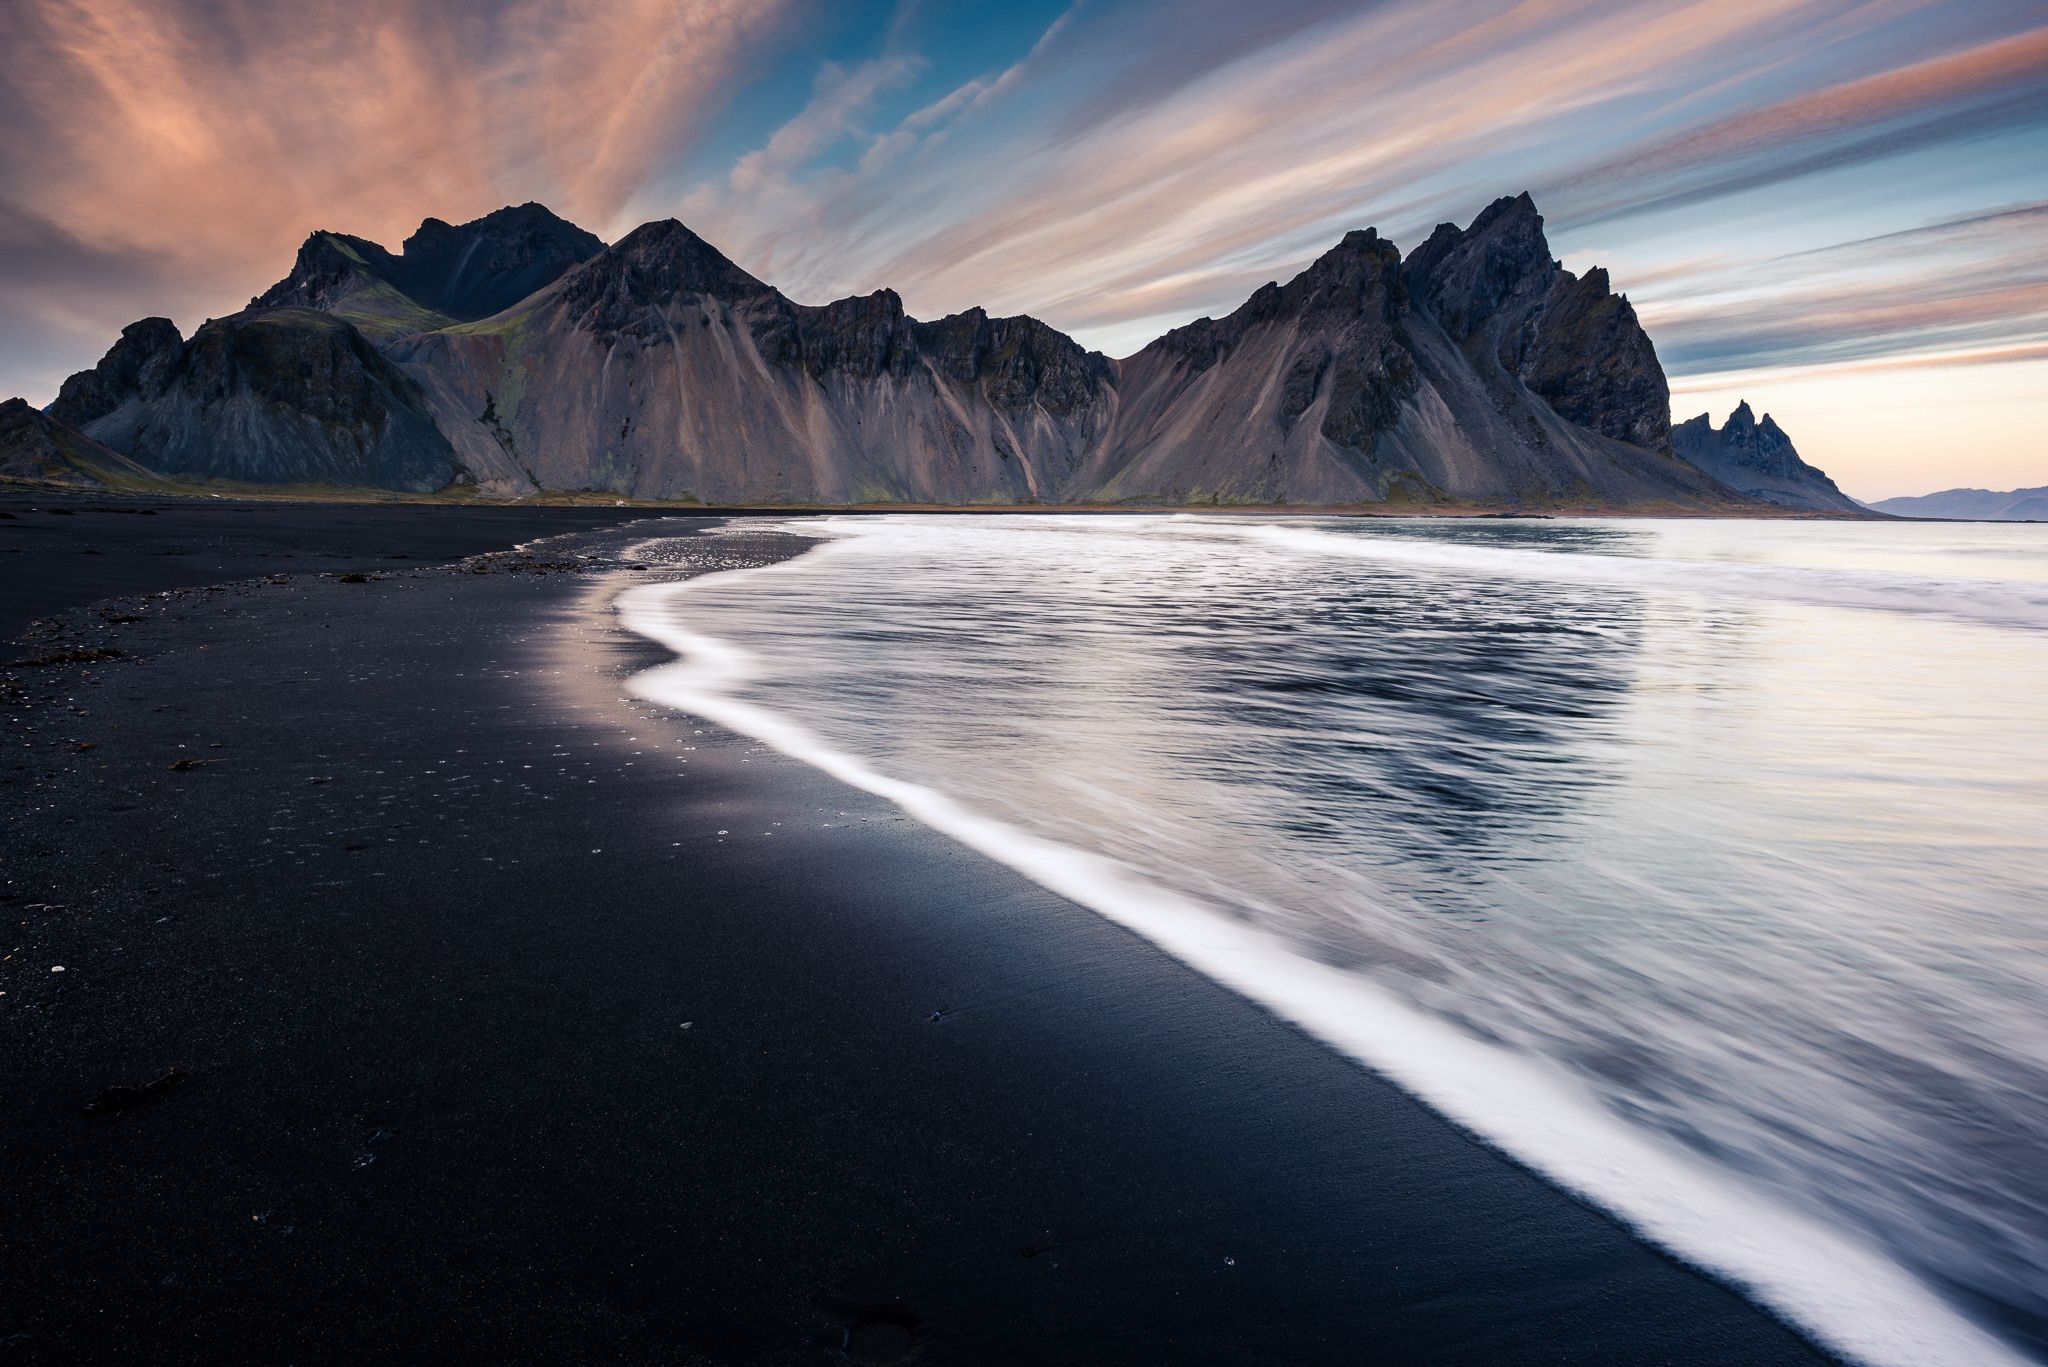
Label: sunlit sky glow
xmin=4 ymin=0 xmax=2043 ymax=500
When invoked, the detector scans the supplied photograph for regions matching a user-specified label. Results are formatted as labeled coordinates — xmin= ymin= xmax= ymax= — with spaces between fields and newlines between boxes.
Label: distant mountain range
xmin=1866 ymin=486 xmax=2048 ymax=521
xmin=5 ymin=196 xmax=1862 ymax=512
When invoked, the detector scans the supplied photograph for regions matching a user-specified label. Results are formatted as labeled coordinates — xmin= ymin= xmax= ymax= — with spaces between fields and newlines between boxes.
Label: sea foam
xmin=1235 ymin=521 xmax=2048 ymax=632
xmin=616 ymin=520 xmax=2035 ymax=1367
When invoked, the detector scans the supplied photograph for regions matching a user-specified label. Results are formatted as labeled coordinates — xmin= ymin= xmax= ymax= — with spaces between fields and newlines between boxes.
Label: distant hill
xmin=1867 ymin=486 xmax=2048 ymax=521
xmin=9 ymin=194 xmax=1831 ymax=510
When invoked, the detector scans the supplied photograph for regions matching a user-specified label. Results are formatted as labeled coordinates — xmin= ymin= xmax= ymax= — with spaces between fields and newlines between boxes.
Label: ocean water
xmin=618 ymin=514 xmax=2048 ymax=1367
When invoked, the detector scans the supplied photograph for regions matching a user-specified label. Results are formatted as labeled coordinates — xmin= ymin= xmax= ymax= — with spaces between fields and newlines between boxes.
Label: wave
xmin=614 ymin=521 xmax=2033 ymax=1367
xmin=1233 ymin=522 xmax=2048 ymax=632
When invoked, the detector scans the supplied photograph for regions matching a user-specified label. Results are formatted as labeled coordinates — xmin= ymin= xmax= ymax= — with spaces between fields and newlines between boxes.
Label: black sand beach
xmin=0 ymin=497 xmax=1840 ymax=1365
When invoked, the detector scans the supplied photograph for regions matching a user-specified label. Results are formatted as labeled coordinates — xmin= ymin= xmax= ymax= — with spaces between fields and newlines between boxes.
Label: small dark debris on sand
xmin=841 ymin=1307 xmax=922 ymax=1366
xmin=335 ymin=572 xmax=373 ymax=584
xmin=83 ymin=1066 xmax=191 ymax=1117
xmin=168 ymin=757 xmax=218 ymax=772
xmin=10 ymin=646 xmax=122 ymax=668
xmin=461 ymin=550 xmax=606 ymax=577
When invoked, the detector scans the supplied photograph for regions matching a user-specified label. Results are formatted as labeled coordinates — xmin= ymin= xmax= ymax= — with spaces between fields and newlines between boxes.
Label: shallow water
xmin=620 ymin=514 xmax=2048 ymax=1366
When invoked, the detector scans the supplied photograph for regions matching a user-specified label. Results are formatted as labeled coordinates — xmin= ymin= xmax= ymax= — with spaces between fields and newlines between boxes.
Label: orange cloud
xmin=3 ymin=0 xmax=793 ymax=340
xmin=1588 ymin=25 xmax=2048 ymax=183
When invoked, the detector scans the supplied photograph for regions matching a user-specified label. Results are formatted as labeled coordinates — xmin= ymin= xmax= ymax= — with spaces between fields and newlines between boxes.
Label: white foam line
xmin=1237 ymin=523 xmax=2048 ymax=632
xmin=614 ymin=519 xmax=2031 ymax=1367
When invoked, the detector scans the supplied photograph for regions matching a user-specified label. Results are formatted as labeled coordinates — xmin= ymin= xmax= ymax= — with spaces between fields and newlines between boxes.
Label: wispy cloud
xmin=1550 ymin=25 xmax=2048 ymax=227
xmin=674 ymin=0 xmax=2046 ymax=368
xmin=4 ymin=0 xmax=2044 ymax=496
xmin=1 ymin=0 xmax=796 ymax=395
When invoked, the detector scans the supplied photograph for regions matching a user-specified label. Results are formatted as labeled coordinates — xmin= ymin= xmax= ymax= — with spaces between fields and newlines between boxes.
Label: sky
xmin=3 ymin=0 xmax=2044 ymax=501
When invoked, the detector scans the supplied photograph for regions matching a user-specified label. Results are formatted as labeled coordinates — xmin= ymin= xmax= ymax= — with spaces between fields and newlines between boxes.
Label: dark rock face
xmin=796 ymin=291 xmax=918 ymax=381
xmin=1670 ymin=403 xmax=1861 ymax=512
xmin=1502 ymin=268 xmax=1668 ymax=450
xmin=1124 ymin=229 xmax=1417 ymax=470
xmin=393 ymin=222 xmax=1120 ymax=503
xmin=393 ymin=203 xmax=604 ymax=321
xmin=49 ymin=318 xmax=184 ymax=428
xmin=250 ymin=233 xmax=399 ymax=315
xmin=560 ymin=220 xmax=776 ymax=340
xmin=1405 ymin=194 xmax=1552 ymax=338
xmin=0 ymin=397 xmax=164 ymax=486
xmin=254 ymin=204 xmax=603 ymax=330
xmin=51 ymin=310 xmax=459 ymax=491
xmin=1094 ymin=217 xmax=1725 ymax=508
xmin=909 ymin=307 xmax=1115 ymax=414
xmin=1406 ymin=194 xmax=1670 ymax=450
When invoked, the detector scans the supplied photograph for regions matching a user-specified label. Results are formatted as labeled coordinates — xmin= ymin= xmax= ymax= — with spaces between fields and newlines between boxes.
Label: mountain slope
xmin=50 ymin=311 xmax=461 ymax=491
xmin=1088 ymin=200 xmax=1731 ymax=507
xmin=1670 ymin=404 xmax=1862 ymax=513
xmin=252 ymin=203 xmax=604 ymax=338
xmin=34 ymin=194 xmax=1815 ymax=510
xmin=1868 ymin=485 xmax=2048 ymax=520
xmin=390 ymin=220 xmax=1118 ymax=503
xmin=0 ymin=398 xmax=172 ymax=488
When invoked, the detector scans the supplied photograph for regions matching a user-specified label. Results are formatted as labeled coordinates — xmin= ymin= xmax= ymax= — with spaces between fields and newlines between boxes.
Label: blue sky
xmin=5 ymin=0 xmax=2044 ymax=498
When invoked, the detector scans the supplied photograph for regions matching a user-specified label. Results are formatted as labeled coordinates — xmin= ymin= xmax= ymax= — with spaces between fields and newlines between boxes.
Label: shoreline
xmin=616 ymin=522 xmax=2024 ymax=1367
xmin=4 ymin=479 xmax=1889 ymax=520
xmin=2 ymin=504 xmax=1845 ymax=1364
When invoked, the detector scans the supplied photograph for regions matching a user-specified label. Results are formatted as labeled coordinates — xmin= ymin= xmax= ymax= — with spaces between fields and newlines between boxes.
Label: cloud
xmin=7 ymin=0 xmax=2046 ymax=457
xmin=1 ymin=0 xmax=797 ymax=397
xmin=674 ymin=0 xmax=2022 ymax=355
xmin=1627 ymin=197 xmax=2048 ymax=377
xmin=1550 ymin=25 xmax=2048 ymax=228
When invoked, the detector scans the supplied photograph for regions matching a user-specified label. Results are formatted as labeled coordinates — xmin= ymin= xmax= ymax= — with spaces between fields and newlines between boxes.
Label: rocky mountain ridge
xmin=251 ymin=203 xmax=605 ymax=337
xmin=1669 ymin=403 xmax=1861 ymax=513
xmin=49 ymin=311 xmax=458 ymax=491
xmin=9 ymin=196 xmax=1851 ymax=511
xmin=0 ymin=397 xmax=168 ymax=488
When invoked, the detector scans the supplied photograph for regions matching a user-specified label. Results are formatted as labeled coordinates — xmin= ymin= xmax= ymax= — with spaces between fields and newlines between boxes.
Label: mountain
xmin=1669 ymin=403 xmax=1861 ymax=513
xmin=1867 ymin=486 xmax=2048 ymax=520
xmin=49 ymin=311 xmax=460 ymax=491
xmin=251 ymin=203 xmax=605 ymax=337
xmin=1094 ymin=198 xmax=1717 ymax=505
xmin=389 ymin=219 xmax=1119 ymax=501
xmin=0 ymin=397 xmax=170 ymax=488
xmin=29 ymin=194 xmax=1813 ymax=510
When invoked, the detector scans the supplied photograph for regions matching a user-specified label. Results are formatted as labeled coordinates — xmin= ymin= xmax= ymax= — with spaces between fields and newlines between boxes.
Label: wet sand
xmin=0 ymin=501 xmax=1840 ymax=1364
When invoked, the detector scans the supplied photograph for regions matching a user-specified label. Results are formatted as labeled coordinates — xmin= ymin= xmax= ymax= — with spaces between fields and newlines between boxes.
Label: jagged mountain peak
xmin=1672 ymin=403 xmax=1859 ymax=512
xmin=1296 ymin=225 xmax=1402 ymax=289
xmin=48 ymin=316 xmax=185 ymax=428
xmin=251 ymin=232 xmax=394 ymax=313
xmin=1404 ymin=191 xmax=1557 ymax=337
xmin=1 ymin=396 xmax=168 ymax=488
xmin=52 ymin=191 xmax=1824 ymax=511
xmin=557 ymin=219 xmax=774 ymax=335
xmin=393 ymin=203 xmax=603 ymax=320
xmin=1468 ymin=189 xmax=1541 ymax=234
xmin=404 ymin=201 xmax=591 ymax=245
xmin=253 ymin=204 xmax=604 ymax=330
xmin=1399 ymin=193 xmax=1671 ymax=450
xmin=598 ymin=219 xmax=768 ymax=287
